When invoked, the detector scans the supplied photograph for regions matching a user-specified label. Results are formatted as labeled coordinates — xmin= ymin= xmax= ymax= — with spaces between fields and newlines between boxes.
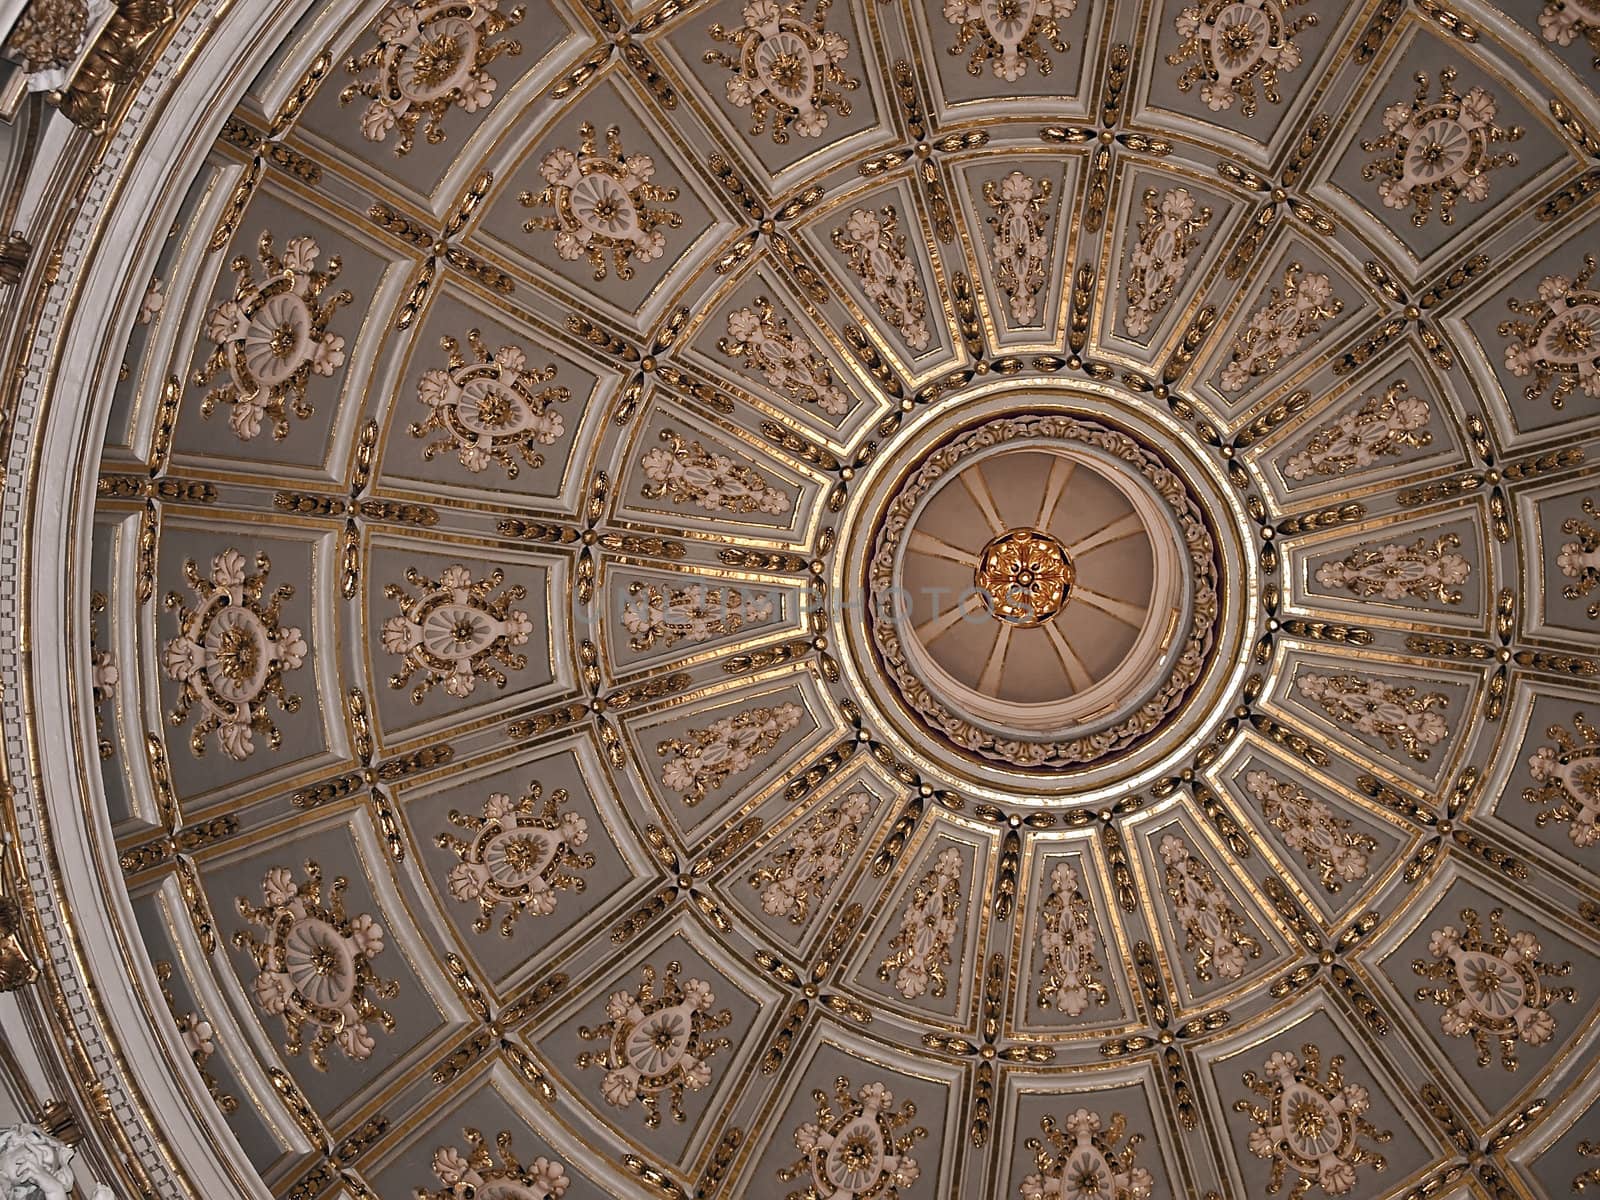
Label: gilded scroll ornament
xmin=576 ymin=960 xmax=732 ymax=1127
xmin=1282 ymin=382 xmax=1430 ymax=481
xmin=1296 ymin=672 xmax=1448 ymax=761
xmin=704 ymin=0 xmax=857 ymax=143
xmin=1558 ymin=497 xmax=1600 ymax=620
xmin=381 ymin=564 xmax=533 ymax=702
xmin=162 ymin=550 xmax=307 ymax=761
xmin=1313 ymin=535 xmax=1469 ymax=604
xmin=411 ymin=332 xmax=568 ymax=476
xmin=1167 ymin=0 xmax=1316 ymax=118
xmin=749 ymin=791 xmax=871 ymax=923
xmin=1 ymin=0 xmax=87 ymax=71
xmin=520 ymin=123 xmax=681 ymax=281
xmin=832 ymin=207 xmax=930 ymax=351
xmin=438 ymin=782 xmax=593 ymax=934
xmin=640 ymin=430 xmax=791 ymax=514
xmin=1244 ymin=770 xmax=1375 ymax=892
xmin=1036 ymin=862 xmax=1107 ymax=1016
xmin=1220 ymin=263 xmax=1341 ymax=391
xmin=196 ymin=233 xmax=351 ymax=441
xmin=1525 ymin=713 xmax=1600 ymax=847
xmin=1020 ymin=1109 xmax=1152 ymax=1200
xmin=984 ymin=171 xmax=1053 ymax=324
xmin=1414 ymin=907 xmax=1575 ymax=1070
xmin=878 ymin=848 xmax=962 ymax=999
xmin=341 ymin=0 xmax=523 ymax=155
xmin=1360 ymin=68 xmax=1522 ymax=227
xmin=1500 ymin=257 xmax=1600 ymax=409
xmin=1160 ymin=835 xmax=1260 ymax=981
xmin=658 ymin=702 xmax=803 ymax=805
xmin=234 ymin=862 xmax=399 ymax=1070
xmin=1124 ymin=187 xmax=1211 ymax=337
xmin=623 ymin=581 xmax=774 ymax=651
xmin=720 ymin=298 xmax=851 ymax=415
xmin=1235 ymin=1044 xmax=1390 ymax=1197
xmin=421 ymin=1129 xmax=570 ymax=1200
xmin=777 ymin=1077 xmax=924 ymax=1200
xmin=944 ymin=0 xmax=1077 ymax=81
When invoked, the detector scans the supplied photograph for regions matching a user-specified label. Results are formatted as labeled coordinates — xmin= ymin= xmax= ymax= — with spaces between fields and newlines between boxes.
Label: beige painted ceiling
xmin=28 ymin=0 xmax=1600 ymax=1196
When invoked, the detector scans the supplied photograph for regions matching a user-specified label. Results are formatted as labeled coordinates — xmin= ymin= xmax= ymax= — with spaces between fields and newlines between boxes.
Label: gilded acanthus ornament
xmin=153 ymin=960 xmax=238 ymax=1115
xmin=878 ymin=847 xmax=962 ymax=999
xmin=704 ymin=0 xmax=857 ymax=143
xmin=1413 ymin=907 xmax=1575 ymax=1070
xmin=984 ymin=171 xmax=1053 ymax=324
xmin=749 ymin=791 xmax=872 ymax=923
xmin=520 ymin=123 xmax=681 ymax=281
xmin=1360 ymin=68 xmax=1522 ymax=227
xmin=411 ymin=331 xmax=567 ymax=476
xmin=1021 ymin=1109 xmax=1153 ymax=1200
xmin=233 ymin=862 xmax=399 ymax=1070
xmin=1124 ymin=187 xmax=1211 ymax=338
xmin=1167 ymin=0 xmax=1316 ymax=117
xmin=640 ymin=429 xmax=792 ymax=514
xmin=1 ymin=0 xmax=88 ymax=72
xmin=1235 ymin=1044 xmax=1390 ymax=1197
xmin=1296 ymin=672 xmax=1448 ymax=761
xmin=944 ymin=0 xmax=1077 ymax=82
xmin=1314 ymin=535 xmax=1470 ymax=605
xmin=438 ymin=782 xmax=593 ymax=935
xmin=1500 ymin=257 xmax=1600 ymax=409
xmin=658 ymin=702 xmax=803 ymax=805
xmin=1282 ymin=381 xmax=1431 ymax=481
xmin=1244 ymin=770 xmax=1375 ymax=892
xmin=381 ymin=564 xmax=533 ymax=702
xmin=196 ymin=233 xmax=351 ymax=441
xmin=832 ymin=206 xmax=930 ymax=351
xmin=0 ymin=832 xmax=39 ymax=993
xmin=340 ymin=0 xmax=523 ymax=155
xmin=576 ymin=960 xmax=732 ymax=1127
xmin=777 ymin=1077 xmax=925 ymax=1200
xmin=162 ymin=550 xmax=307 ymax=761
xmin=623 ymin=581 xmax=774 ymax=651
xmin=420 ymin=1129 xmax=569 ymax=1200
xmin=719 ymin=298 xmax=851 ymax=415
xmin=1160 ymin=835 xmax=1260 ymax=981
xmin=1559 ymin=497 xmax=1600 ymax=620
xmin=1525 ymin=712 xmax=1600 ymax=848
xmin=0 ymin=1124 xmax=114 ymax=1200
xmin=1036 ymin=861 xmax=1107 ymax=1016
xmin=1539 ymin=0 xmax=1600 ymax=66
xmin=1220 ymin=263 xmax=1341 ymax=391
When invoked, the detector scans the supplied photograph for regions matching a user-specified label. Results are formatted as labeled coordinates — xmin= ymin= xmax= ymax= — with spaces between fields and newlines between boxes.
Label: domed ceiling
xmin=8 ymin=0 xmax=1600 ymax=1196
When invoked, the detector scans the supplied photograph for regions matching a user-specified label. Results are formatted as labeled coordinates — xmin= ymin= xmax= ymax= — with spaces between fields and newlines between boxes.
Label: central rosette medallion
xmin=974 ymin=528 xmax=1075 ymax=626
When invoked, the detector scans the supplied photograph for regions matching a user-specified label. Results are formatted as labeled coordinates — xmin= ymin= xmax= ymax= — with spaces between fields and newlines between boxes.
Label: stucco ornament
xmin=196 ymin=232 xmax=351 ymax=441
xmin=1360 ymin=67 xmax=1523 ymax=226
xmin=704 ymin=0 xmax=857 ymax=142
xmin=1245 ymin=770 xmax=1376 ymax=892
xmin=1020 ymin=1108 xmax=1153 ymax=1200
xmin=439 ymin=782 xmax=594 ymax=935
xmin=1314 ymin=535 xmax=1470 ymax=604
xmin=944 ymin=0 xmax=1077 ymax=81
xmin=1500 ymin=257 xmax=1600 ymax=409
xmin=1167 ymin=0 xmax=1316 ymax=117
xmin=162 ymin=550 xmax=307 ymax=761
xmin=1540 ymin=0 xmax=1600 ymax=63
xmin=233 ymin=862 xmax=399 ymax=1070
xmin=520 ymin=122 xmax=681 ymax=281
xmin=832 ymin=206 xmax=930 ymax=350
xmin=420 ymin=1129 xmax=569 ymax=1200
xmin=1220 ymin=263 xmax=1341 ymax=391
xmin=984 ymin=170 xmax=1053 ymax=324
xmin=1036 ymin=861 xmax=1107 ymax=1016
xmin=576 ymin=961 xmax=733 ymax=1127
xmin=777 ymin=1077 xmax=925 ymax=1200
xmin=1236 ymin=1044 xmax=1390 ymax=1197
xmin=1296 ymin=672 xmax=1448 ymax=761
xmin=1160 ymin=835 xmax=1260 ymax=981
xmin=623 ymin=581 xmax=774 ymax=651
xmin=641 ymin=429 xmax=792 ymax=514
xmin=658 ymin=702 xmax=804 ymax=805
xmin=0 ymin=1125 xmax=113 ymax=1200
xmin=411 ymin=331 xmax=568 ymax=476
xmin=1282 ymin=382 xmax=1430 ymax=481
xmin=1124 ymin=187 xmax=1211 ymax=337
xmin=879 ymin=847 xmax=963 ymax=999
xmin=381 ymin=564 xmax=533 ymax=702
xmin=1414 ymin=907 xmax=1576 ymax=1070
xmin=719 ymin=297 xmax=851 ymax=415
xmin=341 ymin=0 xmax=523 ymax=155
xmin=1558 ymin=497 xmax=1600 ymax=620
xmin=749 ymin=791 xmax=873 ymax=923
xmin=1526 ymin=712 xmax=1600 ymax=847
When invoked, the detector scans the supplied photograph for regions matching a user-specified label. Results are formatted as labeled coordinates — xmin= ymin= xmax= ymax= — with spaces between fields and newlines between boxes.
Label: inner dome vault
xmin=2 ymin=0 xmax=1600 ymax=1198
